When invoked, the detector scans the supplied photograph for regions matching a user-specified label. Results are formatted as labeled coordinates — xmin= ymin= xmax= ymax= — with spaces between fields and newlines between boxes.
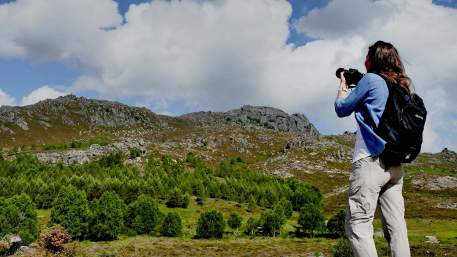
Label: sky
xmin=0 ymin=0 xmax=456 ymax=153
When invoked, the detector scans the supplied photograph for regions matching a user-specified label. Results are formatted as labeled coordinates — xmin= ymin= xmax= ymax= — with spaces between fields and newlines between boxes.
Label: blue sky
xmin=1 ymin=0 xmax=330 ymax=103
xmin=0 ymin=0 xmax=456 ymax=152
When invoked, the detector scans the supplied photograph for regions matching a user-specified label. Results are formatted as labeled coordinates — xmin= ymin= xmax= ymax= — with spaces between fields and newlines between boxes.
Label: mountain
xmin=0 ymin=95 xmax=319 ymax=148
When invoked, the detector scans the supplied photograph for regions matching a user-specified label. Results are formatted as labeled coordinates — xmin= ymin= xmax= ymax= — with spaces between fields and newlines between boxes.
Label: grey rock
xmin=425 ymin=235 xmax=439 ymax=244
xmin=411 ymin=175 xmax=457 ymax=191
xmin=181 ymin=105 xmax=320 ymax=137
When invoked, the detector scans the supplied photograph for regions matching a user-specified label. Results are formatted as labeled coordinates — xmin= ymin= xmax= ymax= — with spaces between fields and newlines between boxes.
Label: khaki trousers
xmin=345 ymin=156 xmax=411 ymax=257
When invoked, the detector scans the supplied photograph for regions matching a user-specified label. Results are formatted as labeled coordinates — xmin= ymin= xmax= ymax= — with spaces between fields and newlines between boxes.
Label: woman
xmin=334 ymin=41 xmax=411 ymax=257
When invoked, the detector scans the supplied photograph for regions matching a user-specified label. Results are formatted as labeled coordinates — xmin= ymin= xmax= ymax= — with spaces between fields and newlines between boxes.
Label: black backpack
xmin=374 ymin=74 xmax=427 ymax=167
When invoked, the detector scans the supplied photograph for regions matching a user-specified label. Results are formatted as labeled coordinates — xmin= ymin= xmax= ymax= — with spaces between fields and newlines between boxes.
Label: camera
xmin=335 ymin=68 xmax=364 ymax=88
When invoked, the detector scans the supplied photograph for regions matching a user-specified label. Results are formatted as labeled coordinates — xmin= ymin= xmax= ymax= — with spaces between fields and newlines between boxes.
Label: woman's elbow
xmin=334 ymin=102 xmax=350 ymax=117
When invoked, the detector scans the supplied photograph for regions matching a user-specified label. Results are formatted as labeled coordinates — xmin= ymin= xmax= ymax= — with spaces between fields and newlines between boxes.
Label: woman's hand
xmin=339 ymin=71 xmax=349 ymax=92
xmin=336 ymin=71 xmax=349 ymax=100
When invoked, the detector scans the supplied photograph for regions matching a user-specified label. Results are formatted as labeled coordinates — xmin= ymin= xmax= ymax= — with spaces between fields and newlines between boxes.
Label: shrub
xmin=129 ymin=148 xmax=141 ymax=159
xmin=98 ymin=152 xmax=123 ymax=167
xmin=291 ymin=186 xmax=322 ymax=211
xmin=247 ymin=195 xmax=257 ymax=212
xmin=296 ymin=203 xmax=324 ymax=237
xmin=39 ymin=225 xmax=71 ymax=253
xmin=243 ymin=217 xmax=259 ymax=236
xmin=90 ymin=192 xmax=126 ymax=241
xmin=196 ymin=210 xmax=225 ymax=239
xmin=125 ymin=194 xmax=162 ymax=235
xmin=51 ymin=186 xmax=91 ymax=239
xmin=160 ymin=212 xmax=182 ymax=237
xmin=227 ymin=212 xmax=242 ymax=235
xmin=276 ymin=198 xmax=293 ymax=218
xmin=0 ymin=193 xmax=38 ymax=244
xmin=166 ymin=187 xmax=190 ymax=208
xmin=332 ymin=238 xmax=354 ymax=257
xmin=258 ymin=210 xmax=285 ymax=237
xmin=327 ymin=209 xmax=347 ymax=237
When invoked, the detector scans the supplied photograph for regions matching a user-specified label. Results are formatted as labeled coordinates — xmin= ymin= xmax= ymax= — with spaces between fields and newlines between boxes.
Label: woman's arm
xmin=334 ymin=73 xmax=372 ymax=117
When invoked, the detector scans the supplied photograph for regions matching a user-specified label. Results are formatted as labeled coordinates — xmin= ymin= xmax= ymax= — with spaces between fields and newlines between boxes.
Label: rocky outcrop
xmin=411 ymin=175 xmax=457 ymax=191
xmin=0 ymin=95 xmax=164 ymax=133
xmin=181 ymin=105 xmax=319 ymax=137
xmin=36 ymin=138 xmax=147 ymax=164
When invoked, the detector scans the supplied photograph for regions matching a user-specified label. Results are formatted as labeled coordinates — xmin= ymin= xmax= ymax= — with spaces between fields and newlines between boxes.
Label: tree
xmin=296 ymin=203 xmax=324 ymax=237
xmin=291 ymin=186 xmax=322 ymax=211
xmin=196 ymin=210 xmax=225 ymax=239
xmin=276 ymin=198 xmax=293 ymax=219
xmin=90 ymin=191 xmax=126 ymax=241
xmin=0 ymin=193 xmax=38 ymax=245
xmin=125 ymin=194 xmax=162 ymax=235
xmin=160 ymin=212 xmax=182 ymax=237
xmin=247 ymin=195 xmax=257 ymax=212
xmin=327 ymin=209 xmax=347 ymax=237
xmin=227 ymin=212 xmax=242 ymax=235
xmin=166 ymin=187 xmax=190 ymax=208
xmin=258 ymin=210 xmax=285 ymax=237
xmin=243 ymin=217 xmax=259 ymax=237
xmin=51 ymin=186 xmax=91 ymax=239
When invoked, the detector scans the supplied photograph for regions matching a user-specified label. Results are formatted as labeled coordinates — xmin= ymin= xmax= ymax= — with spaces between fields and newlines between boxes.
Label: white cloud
xmin=0 ymin=0 xmax=456 ymax=152
xmin=0 ymin=89 xmax=16 ymax=106
xmin=20 ymin=86 xmax=67 ymax=106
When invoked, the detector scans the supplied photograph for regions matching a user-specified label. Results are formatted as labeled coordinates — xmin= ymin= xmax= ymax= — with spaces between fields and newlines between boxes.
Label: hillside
xmin=0 ymin=95 xmax=456 ymax=256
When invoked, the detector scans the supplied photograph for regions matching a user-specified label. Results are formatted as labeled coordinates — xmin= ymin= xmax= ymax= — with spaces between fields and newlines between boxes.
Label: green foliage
xmin=276 ymin=198 xmax=293 ymax=219
xmin=227 ymin=212 xmax=242 ymax=233
xmin=327 ymin=209 xmax=346 ymax=237
xmin=297 ymin=203 xmax=325 ymax=237
xmin=98 ymin=152 xmax=123 ymax=167
xmin=332 ymin=238 xmax=354 ymax=257
xmin=290 ymin=184 xmax=322 ymax=211
xmin=125 ymin=194 xmax=162 ymax=235
xmin=166 ymin=187 xmax=190 ymax=208
xmin=90 ymin=191 xmax=126 ymax=241
xmin=160 ymin=212 xmax=182 ymax=237
xmin=247 ymin=195 xmax=257 ymax=212
xmin=258 ymin=210 xmax=286 ymax=237
xmin=0 ymin=193 xmax=38 ymax=244
xmin=129 ymin=148 xmax=141 ymax=159
xmin=196 ymin=210 xmax=225 ymax=239
xmin=51 ymin=186 xmax=91 ymax=239
xmin=243 ymin=217 xmax=259 ymax=237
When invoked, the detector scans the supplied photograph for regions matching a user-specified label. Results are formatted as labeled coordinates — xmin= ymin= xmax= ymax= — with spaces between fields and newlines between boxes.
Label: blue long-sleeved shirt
xmin=335 ymin=73 xmax=388 ymax=156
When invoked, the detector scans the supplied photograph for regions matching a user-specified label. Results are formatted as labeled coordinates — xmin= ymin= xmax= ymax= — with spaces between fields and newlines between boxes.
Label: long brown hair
xmin=367 ymin=41 xmax=411 ymax=92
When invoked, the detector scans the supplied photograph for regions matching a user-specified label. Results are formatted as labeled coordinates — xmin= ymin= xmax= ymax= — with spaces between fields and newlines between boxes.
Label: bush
xmin=90 ymin=192 xmax=126 ymax=241
xmin=276 ymin=198 xmax=293 ymax=218
xmin=129 ymin=148 xmax=141 ymax=159
xmin=39 ymin=225 xmax=71 ymax=253
xmin=258 ymin=210 xmax=285 ymax=237
xmin=160 ymin=212 xmax=182 ymax=237
xmin=243 ymin=217 xmax=259 ymax=236
xmin=125 ymin=194 xmax=162 ymax=235
xmin=0 ymin=193 xmax=38 ymax=244
xmin=227 ymin=212 xmax=242 ymax=234
xmin=247 ymin=195 xmax=257 ymax=212
xmin=291 ymin=185 xmax=322 ymax=211
xmin=196 ymin=210 xmax=225 ymax=239
xmin=327 ymin=209 xmax=346 ymax=237
xmin=296 ymin=203 xmax=324 ymax=237
xmin=166 ymin=187 xmax=190 ymax=208
xmin=332 ymin=238 xmax=354 ymax=257
xmin=98 ymin=152 xmax=123 ymax=167
xmin=51 ymin=186 xmax=91 ymax=239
